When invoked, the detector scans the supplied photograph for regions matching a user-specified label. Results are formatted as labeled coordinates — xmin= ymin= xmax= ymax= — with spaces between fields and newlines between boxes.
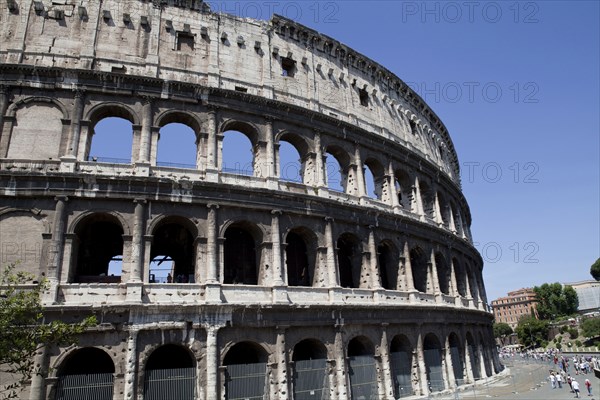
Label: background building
xmin=566 ymin=280 xmax=600 ymax=315
xmin=491 ymin=288 xmax=538 ymax=329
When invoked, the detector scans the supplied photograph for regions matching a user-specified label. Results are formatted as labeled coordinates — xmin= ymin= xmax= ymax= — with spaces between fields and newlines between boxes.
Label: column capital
xmin=141 ymin=95 xmax=154 ymax=105
xmin=324 ymin=216 xmax=334 ymax=223
xmin=133 ymin=198 xmax=147 ymax=204
xmin=271 ymin=209 xmax=282 ymax=216
xmin=207 ymin=203 xmax=220 ymax=210
xmin=206 ymin=104 xmax=219 ymax=114
xmin=73 ymin=88 xmax=86 ymax=99
xmin=54 ymin=195 xmax=69 ymax=202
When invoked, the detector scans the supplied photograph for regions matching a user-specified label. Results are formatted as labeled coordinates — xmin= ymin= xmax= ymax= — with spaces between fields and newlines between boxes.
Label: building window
xmin=359 ymin=88 xmax=369 ymax=107
xmin=177 ymin=32 xmax=194 ymax=52
xmin=281 ymin=57 xmax=296 ymax=77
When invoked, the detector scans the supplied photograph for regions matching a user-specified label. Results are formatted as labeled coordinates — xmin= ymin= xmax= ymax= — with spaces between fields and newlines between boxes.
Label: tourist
xmin=549 ymin=372 xmax=556 ymax=389
xmin=572 ymin=379 xmax=580 ymax=398
xmin=556 ymin=373 xmax=563 ymax=389
xmin=584 ymin=379 xmax=592 ymax=396
xmin=567 ymin=375 xmax=573 ymax=392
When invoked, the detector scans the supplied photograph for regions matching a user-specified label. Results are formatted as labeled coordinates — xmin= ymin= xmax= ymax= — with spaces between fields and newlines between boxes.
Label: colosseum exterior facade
xmin=0 ymin=1 xmax=501 ymax=399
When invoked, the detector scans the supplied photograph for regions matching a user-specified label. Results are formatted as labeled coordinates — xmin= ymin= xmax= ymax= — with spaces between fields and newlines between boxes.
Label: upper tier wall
xmin=0 ymin=0 xmax=461 ymax=186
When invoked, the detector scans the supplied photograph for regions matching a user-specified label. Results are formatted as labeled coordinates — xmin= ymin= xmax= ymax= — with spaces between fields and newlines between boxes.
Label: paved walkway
xmin=424 ymin=358 xmax=599 ymax=400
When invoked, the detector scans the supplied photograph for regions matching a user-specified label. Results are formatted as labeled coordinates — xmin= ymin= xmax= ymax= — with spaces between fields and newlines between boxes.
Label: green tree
xmin=0 ymin=264 xmax=95 ymax=399
xmin=581 ymin=317 xmax=600 ymax=338
xmin=591 ymin=258 xmax=600 ymax=281
xmin=493 ymin=322 xmax=513 ymax=338
xmin=515 ymin=316 xmax=549 ymax=348
xmin=533 ymin=283 xmax=578 ymax=320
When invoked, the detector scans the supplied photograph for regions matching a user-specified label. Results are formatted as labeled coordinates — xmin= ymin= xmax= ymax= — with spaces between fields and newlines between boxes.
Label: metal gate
xmin=450 ymin=346 xmax=465 ymax=384
xmin=468 ymin=345 xmax=481 ymax=379
xmin=389 ymin=351 xmax=413 ymax=398
xmin=348 ymin=355 xmax=378 ymax=400
xmin=225 ymin=362 xmax=267 ymax=400
xmin=423 ymin=349 xmax=445 ymax=392
xmin=55 ymin=373 xmax=114 ymax=400
xmin=143 ymin=367 xmax=195 ymax=400
xmin=292 ymin=358 xmax=328 ymax=400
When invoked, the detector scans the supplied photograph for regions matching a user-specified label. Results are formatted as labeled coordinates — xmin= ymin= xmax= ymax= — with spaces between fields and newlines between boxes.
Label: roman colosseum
xmin=0 ymin=0 xmax=501 ymax=399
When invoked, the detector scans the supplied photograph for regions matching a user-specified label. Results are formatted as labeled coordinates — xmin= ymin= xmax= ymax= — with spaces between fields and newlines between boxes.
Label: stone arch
xmin=222 ymin=220 xmax=264 ymax=285
xmin=284 ymin=226 xmax=317 ymax=287
xmin=394 ymin=167 xmax=413 ymax=210
xmin=54 ymin=347 xmax=115 ymax=400
xmin=437 ymin=191 xmax=451 ymax=228
xmin=435 ymin=252 xmax=451 ymax=295
xmin=85 ymin=102 xmax=140 ymax=126
xmin=478 ymin=331 xmax=492 ymax=377
xmin=378 ymin=239 xmax=399 ymax=290
xmin=155 ymin=110 xmax=203 ymax=133
xmin=419 ymin=179 xmax=435 ymax=220
xmin=219 ymin=119 xmax=261 ymax=144
xmin=337 ymin=232 xmax=362 ymax=288
xmin=323 ymin=143 xmax=352 ymax=192
xmin=143 ymin=344 xmax=196 ymax=399
xmin=71 ymin=212 xmax=125 ymax=283
xmin=149 ymin=216 xmax=197 ymax=284
xmin=410 ymin=246 xmax=429 ymax=293
xmin=220 ymin=119 xmax=260 ymax=176
xmin=448 ymin=331 xmax=465 ymax=384
xmin=363 ymin=156 xmax=386 ymax=200
xmin=453 ymin=257 xmax=467 ymax=297
xmin=466 ymin=332 xmax=480 ymax=380
xmin=155 ymin=111 xmax=202 ymax=169
xmin=85 ymin=103 xmax=138 ymax=163
xmin=347 ymin=336 xmax=377 ymax=399
xmin=6 ymin=98 xmax=67 ymax=160
xmin=222 ymin=341 xmax=269 ymax=400
xmin=423 ymin=333 xmax=445 ymax=392
xmin=67 ymin=210 xmax=131 ymax=236
xmin=390 ymin=334 xmax=415 ymax=398
xmin=277 ymin=130 xmax=310 ymax=183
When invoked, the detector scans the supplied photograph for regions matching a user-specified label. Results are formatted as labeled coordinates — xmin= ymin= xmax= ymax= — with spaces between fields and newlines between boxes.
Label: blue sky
xmin=97 ymin=1 xmax=600 ymax=298
xmin=207 ymin=0 xmax=599 ymax=301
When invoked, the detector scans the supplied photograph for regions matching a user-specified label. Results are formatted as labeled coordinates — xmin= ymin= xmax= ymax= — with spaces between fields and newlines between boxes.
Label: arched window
xmin=453 ymin=258 xmax=467 ymax=297
xmin=222 ymin=130 xmax=254 ymax=176
xmin=466 ymin=333 xmax=480 ymax=380
xmin=144 ymin=345 xmax=195 ymax=400
xmin=347 ymin=337 xmax=377 ymax=399
xmin=292 ymin=339 xmax=328 ymax=399
xmin=324 ymin=152 xmax=344 ymax=192
xmin=364 ymin=158 xmax=385 ymax=200
xmin=223 ymin=224 xmax=259 ymax=285
xmin=378 ymin=241 xmax=398 ymax=290
xmin=150 ymin=219 xmax=195 ymax=283
xmin=337 ymin=233 xmax=361 ymax=288
xmin=285 ymin=230 xmax=312 ymax=287
xmin=423 ymin=334 xmax=445 ymax=392
xmin=223 ymin=342 xmax=268 ymax=400
xmin=390 ymin=335 xmax=414 ymax=398
xmin=74 ymin=214 xmax=123 ymax=283
xmin=437 ymin=192 xmax=451 ymax=228
xmin=88 ymin=117 xmax=133 ymax=164
xmin=395 ymin=169 xmax=413 ymax=210
xmin=435 ymin=252 xmax=451 ymax=295
xmin=410 ymin=247 xmax=428 ymax=293
xmin=157 ymin=123 xmax=197 ymax=168
xmin=279 ymin=140 xmax=302 ymax=183
xmin=419 ymin=180 xmax=435 ymax=220
xmin=55 ymin=348 xmax=115 ymax=400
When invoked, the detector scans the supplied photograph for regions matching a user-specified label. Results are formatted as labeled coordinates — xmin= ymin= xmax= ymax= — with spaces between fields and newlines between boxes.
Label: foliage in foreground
xmin=0 ymin=264 xmax=95 ymax=399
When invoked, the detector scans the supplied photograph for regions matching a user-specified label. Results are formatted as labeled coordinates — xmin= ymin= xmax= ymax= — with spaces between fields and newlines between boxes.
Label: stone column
xmin=478 ymin=342 xmax=488 ymax=378
xmin=416 ymin=331 xmax=428 ymax=396
xmin=433 ymin=191 xmax=443 ymax=225
xmin=444 ymin=338 xmax=456 ymax=389
xmin=206 ymin=204 xmax=219 ymax=283
xmin=130 ymin=199 xmax=146 ymax=283
xmin=464 ymin=341 xmax=475 ymax=384
xmin=334 ymin=326 xmax=348 ymax=400
xmin=265 ymin=117 xmax=276 ymax=178
xmin=275 ymin=326 xmax=289 ymax=400
xmin=413 ymin=177 xmax=424 ymax=219
xmin=206 ymin=107 xmax=218 ymax=170
xmin=354 ymin=144 xmax=366 ymax=198
xmin=388 ymin=162 xmax=399 ymax=209
xmin=66 ymin=90 xmax=85 ymax=158
xmin=429 ymin=249 xmax=441 ymax=301
xmin=271 ymin=210 xmax=284 ymax=286
xmin=378 ymin=325 xmax=394 ymax=399
xmin=139 ymin=97 xmax=153 ymax=163
xmin=324 ymin=217 xmax=338 ymax=287
xmin=28 ymin=346 xmax=49 ymax=400
xmin=449 ymin=253 xmax=458 ymax=297
xmin=123 ymin=328 xmax=139 ymax=400
xmin=314 ymin=130 xmax=325 ymax=188
xmin=367 ymin=227 xmax=380 ymax=289
xmin=0 ymin=85 xmax=8 ymax=134
xmin=205 ymin=325 xmax=220 ymax=400
xmin=47 ymin=196 xmax=68 ymax=283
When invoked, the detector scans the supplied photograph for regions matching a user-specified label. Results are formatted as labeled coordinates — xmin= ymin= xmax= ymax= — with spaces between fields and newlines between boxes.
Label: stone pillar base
xmin=126 ymin=282 xmax=143 ymax=303
xmin=272 ymin=286 xmax=289 ymax=304
xmin=134 ymin=162 xmax=150 ymax=177
xmin=205 ymin=283 xmax=222 ymax=303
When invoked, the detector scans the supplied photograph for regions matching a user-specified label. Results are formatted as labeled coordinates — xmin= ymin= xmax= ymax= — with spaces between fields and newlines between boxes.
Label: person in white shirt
xmin=572 ymin=379 xmax=581 ymax=398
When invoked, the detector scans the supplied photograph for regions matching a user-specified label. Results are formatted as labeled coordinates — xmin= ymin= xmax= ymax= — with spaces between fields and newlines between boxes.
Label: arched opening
xmin=148 ymin=255 xmax=173 ymax=283
xmin=150 ymin=220 xmax=195 ymax=283
xmin=466 ymin=263 xmax=479 ymax=302
xmin=479 ymin=333 xmax=492 ymax=377
xmin=292 ymin=339 xmax=328 ymax=399
xmin=347 ymin=336 xmax=377 ymax=399
xmin=222 ymin=130 xmax=254 ymax=176
xmin=466 ymin=333 xmax=481 ymax=380
xmin=410 ymin=247 xmax=428 ymax=293
xmin=419 ymin=180 xmax=435 ymax=220
xmin=337 ymin=233 xmax=361 ymax=288
xmin=453 ymin=258 xmax=467 ymax=297
xmin=55 ymin=348 xmax=114 ymax=400
xmin=390 ymin=335 xmax=414 ymax=398
xmin=448 ymin=333 xmax=465 ymax=385
xmin=73 ymin=214 xmax=123 ymax=283
xmin=223 ymin=342 xmax=268 ymax=400
xmin=395 ymin=169 xmax=413 ymax=210
xmin=437 ymin=192 xmax=451 ymax=228
xmin=223 ymin=224 xmax=259 ymax=285
xmin=157 ymin=123 xmax=197 ymax=168
xmin=435 ymin=252 xmax=450 ymax=295
xmin=279 ymin=140 xmax=303 ymax=183
xmin=285 ymin=230 xmax=312 ymax=287
xmin=423 ymin=334 xmax=445 ymax=392
xmin=88 ymin=117 xmax=133 ymax=164
xmin=8 ymin=102 xmax=64 ymax=160
xmin=378 ymin=241 xmax=398 ymax=290
xmin=144 ymin=344 xmax=195 ymax=400
xmin=324 ymin=152 xmax=345 ymax=192
xmin=364 ymin=158 xmax=385 ymax=200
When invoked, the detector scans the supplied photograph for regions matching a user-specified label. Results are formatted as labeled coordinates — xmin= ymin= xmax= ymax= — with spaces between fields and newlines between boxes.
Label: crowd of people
xmin=547 ymin=354 xmax=597 ymax=398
